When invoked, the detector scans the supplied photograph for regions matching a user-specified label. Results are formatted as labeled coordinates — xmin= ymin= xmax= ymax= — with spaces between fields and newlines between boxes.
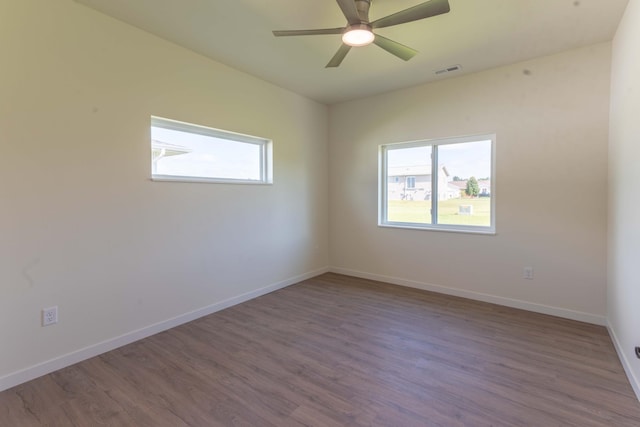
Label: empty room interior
xmin=2 ymin=0 xmax=640 ymax=425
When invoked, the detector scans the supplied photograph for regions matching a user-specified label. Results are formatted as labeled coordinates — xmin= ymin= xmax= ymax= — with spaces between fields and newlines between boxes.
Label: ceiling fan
xmin=272 ymin=0 xmax=450 ymax=68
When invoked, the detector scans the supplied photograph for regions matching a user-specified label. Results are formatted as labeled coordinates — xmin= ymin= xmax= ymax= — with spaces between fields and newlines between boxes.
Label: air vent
xmin=434 ymin=64 xmax=462 ymax=75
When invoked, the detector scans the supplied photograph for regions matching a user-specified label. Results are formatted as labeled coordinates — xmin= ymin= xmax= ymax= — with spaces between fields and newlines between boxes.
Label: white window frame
xmin=151 ymin=116 xmax=272 ymax=184
xmin=379 ymin=134 xmax=496 ymax=234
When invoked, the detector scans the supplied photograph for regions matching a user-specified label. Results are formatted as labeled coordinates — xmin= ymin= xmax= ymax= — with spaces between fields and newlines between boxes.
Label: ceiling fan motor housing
xmin=355 ymin=0 xmax=372 ymax=23
xmin=345 ymin=23 xmax=373 ymax=33
xmin=343 ymin=1 xmax=374 ymax=46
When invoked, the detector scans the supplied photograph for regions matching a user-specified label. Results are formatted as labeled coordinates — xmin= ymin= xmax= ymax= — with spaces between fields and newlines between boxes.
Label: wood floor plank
xmin=1 ymin=272 xmax=639 ymax=426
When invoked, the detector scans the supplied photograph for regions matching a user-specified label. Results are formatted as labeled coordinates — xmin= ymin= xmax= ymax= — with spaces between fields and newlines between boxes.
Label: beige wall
xmin=609 ymin=0 xmax=640 ymax=398
xmin=0 ymin=0 xmax=328 ymax=385
xmin=329 ymin=44 xmax=610 ymax=322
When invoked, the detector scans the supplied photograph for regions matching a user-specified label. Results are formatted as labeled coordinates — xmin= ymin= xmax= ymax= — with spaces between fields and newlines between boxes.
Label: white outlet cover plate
xmin=42 ymin=306 xmax=58 ymax=326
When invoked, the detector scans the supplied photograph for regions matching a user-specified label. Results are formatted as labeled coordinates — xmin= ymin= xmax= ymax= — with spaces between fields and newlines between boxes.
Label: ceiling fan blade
xmin=336 ymin=0 xmax=362 ymax=25
xmin=371 ymin=0 xmax=450 ymax=29
xmin=273 ymin=28 xmax=344 ymax=37
xmin=373 ymin=34 xmax=418 ymax=61
xmin=326 ymin=44 xmax=352 ymax=68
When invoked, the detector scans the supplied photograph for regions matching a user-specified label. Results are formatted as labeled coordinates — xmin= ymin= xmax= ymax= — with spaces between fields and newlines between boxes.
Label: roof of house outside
xmin=151 ymin=139 xmax=192 ymax=157
xmin=388 ymin=165 xmax=449 ymax=177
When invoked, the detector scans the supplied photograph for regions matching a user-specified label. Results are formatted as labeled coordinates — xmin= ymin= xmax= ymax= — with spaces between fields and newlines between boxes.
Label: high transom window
xmin=151 ymin=117 xmax=272 ymax=184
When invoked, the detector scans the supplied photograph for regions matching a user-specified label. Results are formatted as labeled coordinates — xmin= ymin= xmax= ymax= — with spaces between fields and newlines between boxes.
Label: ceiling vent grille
xmin=435 ymin=64 xmax=462 ymax=75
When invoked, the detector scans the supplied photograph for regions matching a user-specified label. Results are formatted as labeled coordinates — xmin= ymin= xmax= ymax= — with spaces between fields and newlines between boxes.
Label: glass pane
xmin=436 ymin=140 xmax=492 ymax=227
xmin=386 ymin=145 xmax=432 ymax=224
xmin=151 ymin=126 xmax=262 ymax=181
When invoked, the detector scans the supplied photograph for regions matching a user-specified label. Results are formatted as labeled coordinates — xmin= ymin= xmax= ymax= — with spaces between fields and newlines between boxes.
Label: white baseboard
xmin=607 ymin=322 xmax=640 ymax=401
xmin=329 ymin=267 xmax=607 ymax=326
xmin=0 ymin=267 xmax=330 ymax=393
xmin=1 ymin=266 xmax=613 ymax=394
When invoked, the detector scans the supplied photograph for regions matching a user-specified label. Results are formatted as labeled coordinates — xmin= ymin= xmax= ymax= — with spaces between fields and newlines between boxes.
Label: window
xmin=406 ymin=176 xmax=416 ymax=189
xmin=379 ymin=134 xmax=495 ymax=234
xmin=151 ymin=116 xmax=272 ymax=184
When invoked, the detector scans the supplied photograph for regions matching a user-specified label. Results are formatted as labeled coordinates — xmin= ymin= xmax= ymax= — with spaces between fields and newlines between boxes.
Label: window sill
xmin=151 ymin=175 xmax=272 ymax=185
xmin=378 ymin=222 xmax=496 ymax=235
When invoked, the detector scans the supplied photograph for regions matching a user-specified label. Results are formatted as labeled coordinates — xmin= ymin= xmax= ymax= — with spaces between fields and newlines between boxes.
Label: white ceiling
xmin=75 ymin=0 xmax=628 ymax=105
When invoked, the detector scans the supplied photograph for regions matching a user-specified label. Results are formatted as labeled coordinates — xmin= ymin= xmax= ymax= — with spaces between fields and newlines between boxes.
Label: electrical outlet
xmin=523 ymin=267 xmax=534 ymax=280
xmin=42 ymin=306 xmax=58 ymax=326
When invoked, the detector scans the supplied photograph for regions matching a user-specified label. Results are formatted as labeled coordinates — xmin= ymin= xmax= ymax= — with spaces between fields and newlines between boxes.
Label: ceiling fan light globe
xmin=342 ymin=27 xmax=375 ymax=47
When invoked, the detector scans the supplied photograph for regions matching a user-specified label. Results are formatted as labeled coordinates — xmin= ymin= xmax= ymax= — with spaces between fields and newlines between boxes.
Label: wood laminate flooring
xmin=1 ymin=273 xmax=639 ymax=426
